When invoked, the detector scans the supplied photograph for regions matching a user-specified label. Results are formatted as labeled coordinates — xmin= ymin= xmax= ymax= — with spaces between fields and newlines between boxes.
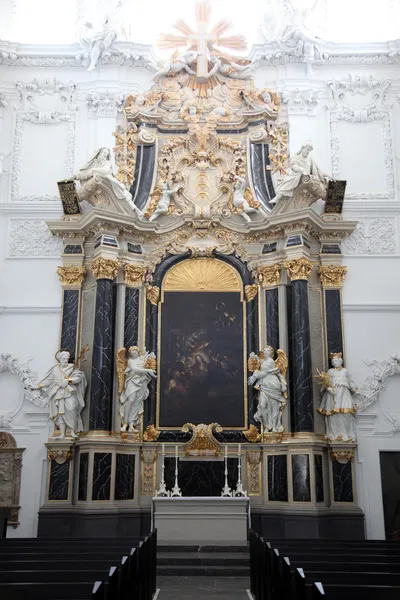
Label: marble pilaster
xmin=115 ymin=454 xmax=135 ymax=500
xmin=319 ymin=266 xmax=347 ymax=363
xmin=57 ymin=266 xmax=86 ymax=362
xmin=267 ymin=454 xmax=288 ymax=502
xmin=89 ymin=258 xmax=120 ymax=431
xmin=285 ymin=259 xmax=314 ymax=433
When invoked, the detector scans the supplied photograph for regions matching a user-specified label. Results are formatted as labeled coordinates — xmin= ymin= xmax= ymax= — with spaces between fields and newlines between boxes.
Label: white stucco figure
xmin=30 ymin=350 xmax=87 ymax=439
xmin=208 ymin=55 xmax=259 ymax=80
xmin=74 ymin=147 xmax=144 ymax=217
xmin=271 ymin=141 xmax=330 ymax=205
xmin=80 ymin=18 xmax=118 ymax=71
xmin=233 ymin=176 xmax=259 ymax=223
xmin=148 ymin=181 xmax=183 ymax=222
xmin=317 ymin=353 xmax=358 ymax=442
xmin=154 ymin=51 xmax=199 ymax=80
xmin=248 ymin=346 xmax=287 ymax=433
xmin=116 ymin=347 xmax=156 ymax=433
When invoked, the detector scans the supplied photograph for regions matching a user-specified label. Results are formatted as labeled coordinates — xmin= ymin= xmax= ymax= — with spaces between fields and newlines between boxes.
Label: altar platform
xmin=153 ymin=497 xmax=249 ymax=544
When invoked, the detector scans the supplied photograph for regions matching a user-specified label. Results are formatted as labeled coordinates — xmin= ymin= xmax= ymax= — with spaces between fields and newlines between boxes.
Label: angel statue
xmin=28 ymin=349 xmax=87 ymax=439
xmin=80 ymin=16 xmax=119 ymax=71
xmin=153 ymin=51 xmax=199 ymax=80
xmin=74 ymin=147 xmax=144 ymax=218
xmin=207 ymin=54 xmax=259 ymax=80
xmin=232 ymin=176 xmax=261 ymax=223
xmin=147 ymin=181 xmax=184 ymax=222
xmin=316 ymin=353 xmax=358 ymax=442
xmin=271 ymin=141 xmax=332 ymax=206
xmin=116 ymin=346 xmax=157 ymax=433
xmin=248 ymin=346 xmax=288 ymax=433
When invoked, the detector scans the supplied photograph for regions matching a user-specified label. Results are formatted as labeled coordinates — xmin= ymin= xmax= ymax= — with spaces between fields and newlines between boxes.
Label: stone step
xmin=158 ymin=551 xmax=250 ymax=566
xmin=157 ymin=544 xmax=248 ymax=553
xmin=157 ymin=564 xmax=250 ymax=577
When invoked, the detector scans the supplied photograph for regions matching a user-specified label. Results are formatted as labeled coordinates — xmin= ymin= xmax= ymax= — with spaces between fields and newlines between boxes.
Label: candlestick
xmin=162 ymin=443 xmax=165 ymax=454
xmin=225 ymin=445 xmax=228 ymax=458
xmin=238 ymin=443 xmax=241 ymax=455
xmin=155 ymin=445 xmax=170 ymax=497
xmin=233 ymin=446 xmax=247 ymax=498
xmin=221 ymin=445 xmax=232 ymax=497
xmin=171 ymin=445 xmax=182 ymax=497
xmin=175 ymin=445 xmax=178 ymax=458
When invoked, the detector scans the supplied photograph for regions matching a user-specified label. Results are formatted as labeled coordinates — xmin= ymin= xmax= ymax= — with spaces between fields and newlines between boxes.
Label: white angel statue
xmin=74 ymin=147 xmax=144 ymax=218
xmin=248 ymin=346 xmax=288 ymax=433
xmin=147 ymin=181 xmax=184 ymax=222
xmin=232 ymin=176 xmax=260 ymax=223
xmin=207 ymin=54 xmax=259 ymax=80
xmin=153 ymin=51 xmax=199 ymax=80
xmin=116 ymin=346 xmax=157 ymax=433
xmin=80 ymin=16 xmax=120 ymax=71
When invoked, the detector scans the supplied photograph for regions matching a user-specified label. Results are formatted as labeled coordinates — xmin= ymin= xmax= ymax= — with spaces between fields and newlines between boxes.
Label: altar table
xmin=152 ymin=497 xmax=249 ymax=544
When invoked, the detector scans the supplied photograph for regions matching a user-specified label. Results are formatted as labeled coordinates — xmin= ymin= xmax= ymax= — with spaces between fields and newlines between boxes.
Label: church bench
xmin=289 ymin=559 xmax=400 ymax=573
xmin=307 ymin=583 xmax=400 ymax=600
xmin=0 ymin=569 xmax=113 ymax=583
xmin=0 ymin=581 xmax=101 ymax=600
xmin=0 ymin=559 xmax=122 ymax=571
xmin=302 ymin=570 xmax=400 ymax=586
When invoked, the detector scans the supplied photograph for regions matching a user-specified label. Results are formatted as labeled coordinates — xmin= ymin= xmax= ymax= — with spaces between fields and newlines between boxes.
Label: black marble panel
xmin=268 ymin=455 xmax=288 ymax=502
xmin=89 ymin=279 xmax=115 ymax=431
xmin=131 ymin=144 xmax=156 ymax=210
xmin=60 ymin=289 xmax=79 ymax=361
xmin=130 ymin=145 xmax=142 ymax=201
xmin=247 ymin=295 xmax=259 ymax=426
xmin=115 ymin=454 xmax=135 ymax=500
xmin=124 ymin=287 xmax=139 ymax=350
xmin=144 ymin=300 xmax=158 ymax=428
xmin=291 ymin=280 xmax=314 ymax=432
xmin=92 ymin=452 xmax=112 ymax=501
xmin=249 ymin=143 xmax=275 ymax=210
xmin=292 ymin=454 xmax=311 ymax=502
xmin=127 ymin=243 xmax=142 ymax=254
xmin=325 ymin=290 xmax=344 ymax=358
xmin=266 ymin=288 xmax=279 ymax=351
xmin=262 ymin=242 xmax=277 ymax=254
xmin=314 ymin=454 xmax=324 ymax=503
xmin=286 ymin=285 xmax=294 ymax=409
xmin=63 ymin=244 xmax=82 ymax=254
xmin=78 ymin=452 xmax=89 ymax=502
xmin=379 ymin=452 xmax=400 ymax=540
xmin=48 ymin=460 xmax=70 ymax=501
xmin=321 ymin=244 xmax=341 ymax=254
xmin=164 ymin=458 xmax=238 ymax=497
xmin=286 ymin=235 xmax=302 ymax=247
xmin=332 ymin=460 xmax=353 ymax=502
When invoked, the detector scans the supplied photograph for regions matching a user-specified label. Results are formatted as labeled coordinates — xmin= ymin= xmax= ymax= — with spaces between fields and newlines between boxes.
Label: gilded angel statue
xmin=116 ymin=346 xmax=157 ymax=433
xmin=248 ymin=346 xmax=288 ymax=433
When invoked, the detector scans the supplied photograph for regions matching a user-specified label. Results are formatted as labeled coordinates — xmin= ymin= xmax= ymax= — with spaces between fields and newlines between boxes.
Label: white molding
xmin=343 ymin=303 xmax=400 ymax=312
xmin=0 ymin=306 xmax=61 ymax=314
xmin=0 ymin=201 xmax=62 ymax=216
xmin=11 ymin=111 xmax=75 ymax=202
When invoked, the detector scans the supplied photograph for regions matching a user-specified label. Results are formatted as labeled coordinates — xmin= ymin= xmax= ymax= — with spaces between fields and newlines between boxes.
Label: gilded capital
xmin=257 ymin=264 xmax=281 ymax=287
xmin=90 ymin=257 xmax=120 ymax=280
xmin=331 ymin=450 xmax=354 ymax=464
xmin=57 ymin=266 xmax=86 ymax=287
xmin=318 ymin=265 xmax=347 ymax=288
xmin=245 ymin=284 xmax=259 ymax=302
xmin=123 ymin=264 xmax=147 ymax=287
xmin=146 ymin=285 xmax=160 ymax=306
xmin=284 ymin=258 xmax=313 ymax=281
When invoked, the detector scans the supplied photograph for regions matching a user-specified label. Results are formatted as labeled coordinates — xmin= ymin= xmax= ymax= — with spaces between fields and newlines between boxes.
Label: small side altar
xmin=153 ymin=497 xmax=249 ymax=544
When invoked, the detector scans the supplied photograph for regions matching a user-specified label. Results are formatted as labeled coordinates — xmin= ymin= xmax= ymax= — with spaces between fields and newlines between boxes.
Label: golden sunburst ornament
xmin=163 ymin=258 xmax=242 ymax=292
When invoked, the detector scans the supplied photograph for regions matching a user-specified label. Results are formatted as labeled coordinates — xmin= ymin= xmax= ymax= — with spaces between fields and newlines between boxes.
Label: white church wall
xmin=0 ymin=44 xmax=400 ymax=536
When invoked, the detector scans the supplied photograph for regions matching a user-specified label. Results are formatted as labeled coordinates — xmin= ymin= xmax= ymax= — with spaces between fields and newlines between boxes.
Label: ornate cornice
xmin=284 ymin=258 xmax=313 ymax=281
xmin=123 ymin=264 xmax=146 ymax=287
xmin=90 ymin=258 xmax=120 ymax=280
xmin=146 ymin=285 xmax=160 ymax=306
xmin=318 ymin=265 xmax=347 ymax=288
xmin=57 ymin=265 xmax=86 ymax=287
xmin=257 ymin=264 xmax=281 ymax=287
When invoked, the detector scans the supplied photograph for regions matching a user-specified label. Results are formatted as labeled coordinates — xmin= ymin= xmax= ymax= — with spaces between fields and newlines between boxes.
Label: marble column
xmin=258 ymin=264 xmax=281 ymax=351
xmin=284 ymin=258 xmax=314 ymax=433
xmin=56 ymin=266 xmax=86 ymax=362
xmin=144 ymin=285 xmax=160 ymax=427
xmin=123 ymin=264 xmax=145 ymax=349
xmin=89 ymin=258 xmax=120 ymax=432
xmin=318 ymin=266 xmax=347 ymax=363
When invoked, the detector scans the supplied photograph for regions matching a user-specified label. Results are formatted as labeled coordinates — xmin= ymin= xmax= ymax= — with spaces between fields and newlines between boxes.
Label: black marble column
xmin=314 ymin=454 xmax=324 ymax=503
xmin=60 ymin=289 xmax=80 ymax=361
xmin=290 ymin=279 xmax=314 ymax=432
xmin=89 ymin=278 xmax=116 ymax=431
xmin=78 ymin=452 xmax=89 ymax=502
xmin=266 ymin=288 xmax=279 ymax=350
xmin=267 ymin=455 xmax=288 ymax=501
xmin=124 ymin=287 xmax=140 ymax=349
xmin=324 ymin=289 xmax=344 ymax=358
xmin=48 ymin=460 xmax=70 ymax=501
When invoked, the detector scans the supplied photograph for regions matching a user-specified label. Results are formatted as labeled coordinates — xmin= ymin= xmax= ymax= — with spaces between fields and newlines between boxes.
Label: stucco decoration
xmin=0 ymin=432 xmax=25 ymax=528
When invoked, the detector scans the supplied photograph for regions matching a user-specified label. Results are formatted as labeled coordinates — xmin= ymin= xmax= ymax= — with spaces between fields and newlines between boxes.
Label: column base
xmin=37 ymin=508 xmax=151 ymax=538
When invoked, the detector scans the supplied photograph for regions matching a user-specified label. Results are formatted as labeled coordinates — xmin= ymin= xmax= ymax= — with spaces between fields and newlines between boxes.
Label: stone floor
xmin=157 ymin=576 xmax=250 ymax=599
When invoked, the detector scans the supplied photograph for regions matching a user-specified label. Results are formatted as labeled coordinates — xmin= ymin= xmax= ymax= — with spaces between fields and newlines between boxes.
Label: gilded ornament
xmin=182 ymin=423 xmax=222 ymax=457
xmin=123 ymin=264 xmax=146 ymax=286
xmin=331 ymin=450 xmax=354 ymax=464
xmin=143 ymin=425 xmax=161 ymax=442
xmin=146 ymin=285 xmax=160 ymax=306
xmin=257 ymin=264 xmax=281 ymax=287
xmin=243 ymin=424 xmax=261 ymax=443
xmin=245 ymin=284 xmax=258 ymax=302
xmin=48 ymin=448 xmax=72 ymax=464
xmin=318 ymin=265 xmax=347 ymax=288
xmin=163 ymin=259 xmax=241 ymax=292
xmin=247 ymin=450 xmax=262 ymax=495
xmin=141 ymin=448 xmax=156 ymax=495
xmin=57 ymin=266 xmax=86 ymax=287
xmin=284 ymin=258 xmax=313 ymax=281
xmin=90 ymin=258 xmax=120 ymax=280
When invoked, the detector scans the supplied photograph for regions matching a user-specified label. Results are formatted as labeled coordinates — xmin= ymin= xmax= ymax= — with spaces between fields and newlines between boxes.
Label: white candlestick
xmin=225 ymin=445 xmax=228 ymax=458
xmin=175 ymin=445 xmax=178 ymax=458
xmin=162 ymin=443 xmax=165 ymax=454
xmin=238 ymin=443 xmax=241 ymax=455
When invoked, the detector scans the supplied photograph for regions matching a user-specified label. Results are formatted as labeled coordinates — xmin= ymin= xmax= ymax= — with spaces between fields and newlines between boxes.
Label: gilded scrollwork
xmin=247 ymin=450 xmax=262 ymax=495
xmin=146 ymin=285 xmax=161 ymax=306
xmin=90 ymin=258 xmax=121 ymax=280
xmin=284 ymin=258 xmax=313 ymax=281
xmin=257 ymin=264 xmax=281 ymax=287
xmin=182 ymin=423 xmax=222 ymax=457
xmin=57 ymin=266 xmax=86 ymax=287
xmin=123 ymin=264 xmax=147 ymax=287
xmin=318 ymin=265 xmax=347 ymax=288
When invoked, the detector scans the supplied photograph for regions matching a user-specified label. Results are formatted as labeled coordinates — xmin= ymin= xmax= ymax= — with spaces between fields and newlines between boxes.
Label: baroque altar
xmin=37 ymin=2 xmax=363 ymax=540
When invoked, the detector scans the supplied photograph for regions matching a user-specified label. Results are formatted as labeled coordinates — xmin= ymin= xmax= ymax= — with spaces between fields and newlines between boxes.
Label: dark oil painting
xmin=158 ymin=291 xmax=245 ymax=428
xmin=380 ymin=451 xmax=400 ymax=540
